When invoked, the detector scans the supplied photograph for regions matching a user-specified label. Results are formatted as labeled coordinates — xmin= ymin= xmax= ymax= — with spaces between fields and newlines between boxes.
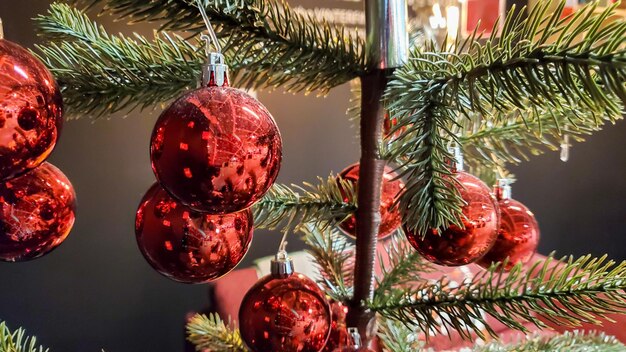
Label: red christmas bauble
xmin=239 ymin=272 xmax=332 ymax=352
xmin=135 ymin=183 xmax=253 ymax=283
xmin=405 ymin=171 xmax=499 ymax=266
xmin=0 ymin=39 xmax=63 ymax=181
xmin=150 ymin=86 xmax=282 ymax=214
xmin=478 ymin=198 xmax=539 ymax=270
xmin=322 ymin=301 xmax=350 ymax=352
xmin=337 ymin=163 xmax=404 ymax=239
xmin=0 ymin=162 xmax=75 ymax=262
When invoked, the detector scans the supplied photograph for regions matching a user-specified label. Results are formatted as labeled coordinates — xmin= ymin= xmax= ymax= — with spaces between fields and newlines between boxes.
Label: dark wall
xmin=0 ymin=1 xmax=624 ymax=351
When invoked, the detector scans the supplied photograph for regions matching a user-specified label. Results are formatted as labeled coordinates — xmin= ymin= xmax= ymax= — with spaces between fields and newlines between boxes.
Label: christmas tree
xmin=1 ymin=0 xmax=626 ymax=351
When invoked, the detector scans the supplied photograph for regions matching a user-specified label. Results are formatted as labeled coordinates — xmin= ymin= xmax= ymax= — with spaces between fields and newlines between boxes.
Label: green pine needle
xmin=458 ymin=107 xmax=607 ymax=170
xmin=377 ymin=318 xmax=425 ymax=352
xmin=301 ymin=223 xmax=354 ymax=301
xmin=374 ymin=231 xmax=434 ymax=299
xmin=252 ymin=175 xmax=356 ymax=233
xmin=386 ymin=0 xmax=626 ymax=235
xmin=37 ymin=0 xmax=365 ymax=117
xmin=186 ymin=313 xmax=246 ymax=352
xmin=369 ymin=254 xmax=626 ymax=340
xmin=34 ymin=3 xmax=207 ymax=117
xmin=474 ymin=330 xmax=626 ymax=352
xmin=0 ymin=322 xmax=48 ymax=352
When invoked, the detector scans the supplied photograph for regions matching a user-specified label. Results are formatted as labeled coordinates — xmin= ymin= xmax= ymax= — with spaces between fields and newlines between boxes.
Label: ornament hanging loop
xmin=0 ymin=18 xmax=4 ymax=40
xmin=196 ymin=0 xmax=228 ymax=87
xmin=347 ymin=327 xmax=363 ymax=348
xmin=560 ymin=133 xmax=571 ymax=162
xmin=494 ymin=178 xmax=513 ymax=200
xmin=196 ymin=0 xmax=221 ymax=54
xmin=271 ymin=241 xmax=294 ymax=278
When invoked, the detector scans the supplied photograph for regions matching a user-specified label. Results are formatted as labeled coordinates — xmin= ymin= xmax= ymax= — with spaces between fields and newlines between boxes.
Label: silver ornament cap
xmin=202 ymin=52 xmax=229 ymax=87
xmin=271 ymin=247 xmax=294 ymax=279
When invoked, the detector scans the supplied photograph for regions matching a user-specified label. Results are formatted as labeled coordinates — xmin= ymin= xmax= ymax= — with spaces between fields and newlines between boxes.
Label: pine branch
xmin=252 ymin=176 xmax=356 ymax=233
xmin=0 ymin=322 xmax=48 ymax=352
xmin=377 ymin=318 xmax=425 ymax=352
xmin=73 ymin=0 xmax=365 ymax=92
xmin=374 ymin=231 xmax=433 ymax=299
xmin=301 ymin=223 xmax=354 ymax=301
xmin=34 ymin=3 xmax=207 ymax=117
xmin=474 ymin=330 xmax=626 ymax=352
xmin=386 ymin=0 xmax=626 ymax=234
xmin=186 ymin=313 xmax=247 ymax=352
xmin=383 ymin=98 xmax=465 ymax=235
xmin=459 ymin=107 xmax=605 ymax=168
xmin=369 ymin=254 xmax=626 ymax=340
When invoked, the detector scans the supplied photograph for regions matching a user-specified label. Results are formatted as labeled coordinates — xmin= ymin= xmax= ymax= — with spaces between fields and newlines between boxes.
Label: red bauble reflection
xmin=150 ymin=86 xmax=282 ymax=214
xmin=0 ymin=39 xmax=63 ymax=181
xmin=135 ymin=183 xmax=253 ymax=283
xmin=337 ymin=163 xmax=404 ymax=239
xmin=0 ymin=162 xmax=75 ymax=262
xmin=323 ymin=301 xmax=350 ymax=352
xmin=405 ymin=171 xmax=499 ymax=266
xmin=478 ymin=198 xmax=539 ymax=270
xmin=239 ymin=272 xmax=331 ymax=352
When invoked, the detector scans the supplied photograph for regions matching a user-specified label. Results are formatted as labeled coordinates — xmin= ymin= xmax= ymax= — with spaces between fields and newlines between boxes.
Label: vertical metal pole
xmin=366 ymin=0 xmax=409 ymax=69
xmin=347 ymin=0 xmax=408 ymax=345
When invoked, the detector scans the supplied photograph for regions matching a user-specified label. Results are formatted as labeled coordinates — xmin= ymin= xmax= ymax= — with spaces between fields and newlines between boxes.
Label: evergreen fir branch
xmin=383 ymin=98 xmax=465 ymax=235
xmin=459 ymin=107 xmax=606 ymax=168
xmin=252 ymin=176 xmax=356 ymax=233
xmin=386 ymin=0 xmax=626 ymax=234
xmin=73 ymin=0 xmax=366 ymax=94
xmin=186 ymin=313 xmax=247 ymax=352
xmin=301 ymin=223 xmax=354 ymax=301
xmin=0 ymin=322 xmax=48 ymax=352
xmin=377 ymin=318 xmax=425 ymax=352
xmin=411 ymin=1 xmax=626 ymax=119
xmin=34 ymin=3 xmax=207 ymax=117
xmin=374 ymin=231 xmax=433 ymax=299
xmin=473 ymin=330 xmax=626 ymax=352
xmin=369 ymin=254 xmax=626 ymax=340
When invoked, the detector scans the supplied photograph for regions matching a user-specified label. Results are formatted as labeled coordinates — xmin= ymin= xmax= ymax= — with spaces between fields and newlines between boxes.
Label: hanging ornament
xmin=150 ymin=16 xmax=281 ymax=214
xmin=135 ymin=183 xmax=253 ymax=283
xmin=404 ymin=149 xmax=499 ymax=266
xmin=0 ymin=39 xmax=63 ymax=181
xmin=322 ymin=301 xmax=350 ymax=352
xmin=333 ymin=328 xmax=376 ymax=352
xmin=239 ymin=248 xmax=332 ymax=352
xmin=0 ymin=162 xmax=76 ymax=262
xmin=478 ymin=179 xmax=540 ymax=270
xmin=337 ymin=163 xmax=404 ymax=239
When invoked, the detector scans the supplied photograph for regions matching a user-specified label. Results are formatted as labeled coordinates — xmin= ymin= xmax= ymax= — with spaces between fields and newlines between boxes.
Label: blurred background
xmin=0 ymin=0 xmax=624 ymax=350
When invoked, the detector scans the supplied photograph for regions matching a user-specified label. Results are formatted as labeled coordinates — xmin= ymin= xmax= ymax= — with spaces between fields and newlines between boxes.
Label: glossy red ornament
xmin=135 ymin=183 xmax=253 ymax=283
xmin=0 ymin=39 xmax=63 ymax=181
xmin=322 ymin=301 xmax=350 ymax=352
xmin=150 ymin=86 xmax=282 ymax=214
xmin=239 ymin=271 xmax=332 ymax=352
xmin=0 ymin=162 xmax=75 ymax=262
xmin=478 ymin=196 xmax=539 ymax=270
xmin=337 ymin=163 xmax=404 ymax=239
xmin=404 ymin=171 xmax=499 ymax=266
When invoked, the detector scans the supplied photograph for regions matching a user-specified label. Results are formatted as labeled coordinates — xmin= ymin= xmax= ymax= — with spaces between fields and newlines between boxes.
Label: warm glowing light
xmin=446 ymin=5 xmax=460 ymax=46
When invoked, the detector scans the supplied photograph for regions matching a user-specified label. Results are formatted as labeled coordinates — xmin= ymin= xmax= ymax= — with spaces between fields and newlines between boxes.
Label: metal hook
xmin=560 ymin=133 xmax=570 ymax=162
xmin=196 ymin=0 xmax=221 ymax=54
